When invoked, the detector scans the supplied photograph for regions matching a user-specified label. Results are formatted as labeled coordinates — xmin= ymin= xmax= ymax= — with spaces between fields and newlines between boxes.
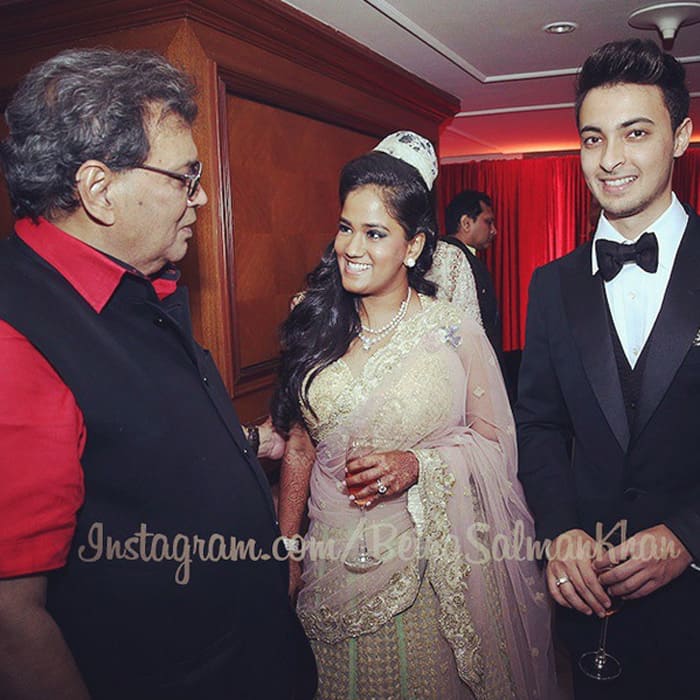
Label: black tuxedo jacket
xmin=516 ymin=208 xmax=700 ymax=692
xmin=517 ymin=207 xmax=700 ymax=556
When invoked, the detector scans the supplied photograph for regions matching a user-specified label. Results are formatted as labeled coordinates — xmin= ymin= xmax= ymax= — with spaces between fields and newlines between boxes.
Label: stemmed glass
xmin=343 ymin=440 xmax=382 ymax=573
xmin=343 ymin=495 xmax=382 ymax=573
xmin=578 ymin=597 xmax=623 ymax=681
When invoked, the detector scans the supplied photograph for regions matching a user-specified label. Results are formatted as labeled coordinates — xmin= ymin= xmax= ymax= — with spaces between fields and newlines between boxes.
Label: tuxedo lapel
xmin=561 ymin=245 xmax=630 ymax=452
xmin=633 ymin=213 xmax=700 ymax=440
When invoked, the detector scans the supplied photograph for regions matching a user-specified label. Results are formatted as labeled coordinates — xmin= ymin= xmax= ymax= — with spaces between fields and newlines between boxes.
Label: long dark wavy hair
xmin=272 ymin=150 xmax=438 ymax=433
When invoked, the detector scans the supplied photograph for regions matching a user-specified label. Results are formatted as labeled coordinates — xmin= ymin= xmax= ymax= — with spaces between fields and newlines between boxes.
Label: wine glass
xmin=578 ymin=596 xmax=623 ymax=681
xmin=343 ymin=439 xmax=382 ymax=573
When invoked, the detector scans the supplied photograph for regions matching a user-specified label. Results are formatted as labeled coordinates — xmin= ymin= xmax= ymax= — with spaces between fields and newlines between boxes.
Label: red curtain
xmin=674 ymin=146 xmax=700 ymax=206
xmin=438 ymin=147 xmax=700 ymax=351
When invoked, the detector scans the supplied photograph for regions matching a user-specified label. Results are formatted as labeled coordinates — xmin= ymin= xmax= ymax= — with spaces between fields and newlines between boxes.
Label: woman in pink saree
xmin=273 ymin=132 xmax=561 ymax=699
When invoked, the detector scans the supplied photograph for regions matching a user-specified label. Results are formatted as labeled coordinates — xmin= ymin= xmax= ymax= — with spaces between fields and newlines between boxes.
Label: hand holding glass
xmin=578 ymin=587 xmax=623 ymax=680
xmin=343 ymin=463 xmax=382 ymax=573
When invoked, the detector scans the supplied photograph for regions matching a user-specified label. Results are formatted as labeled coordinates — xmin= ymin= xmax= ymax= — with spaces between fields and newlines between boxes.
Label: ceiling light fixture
xmin=628 ymin=2 xmax=700 ymax=49
xmin=542 ymin=21 xmax=578 ymax=35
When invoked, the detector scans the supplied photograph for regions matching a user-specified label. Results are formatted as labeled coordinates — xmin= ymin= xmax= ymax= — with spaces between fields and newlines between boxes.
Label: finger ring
xmin=555 ymin=576 xmax=570 ymax=587
xmin=376 ymin=478 xmax=388 ymax=495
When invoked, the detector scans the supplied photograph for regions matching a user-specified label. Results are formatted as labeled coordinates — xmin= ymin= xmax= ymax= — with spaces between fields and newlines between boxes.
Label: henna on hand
xmin=345 ymin=450 xmax=419 ymax=505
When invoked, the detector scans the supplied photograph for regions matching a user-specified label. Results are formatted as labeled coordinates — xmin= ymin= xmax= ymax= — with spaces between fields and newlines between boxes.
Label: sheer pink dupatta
xmin=414 ymin=317 xmax=560 ymax=699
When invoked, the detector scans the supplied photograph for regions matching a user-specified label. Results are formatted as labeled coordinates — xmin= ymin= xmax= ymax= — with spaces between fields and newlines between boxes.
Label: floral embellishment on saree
xmin=438 ymin=324 xmax=462 ymax=349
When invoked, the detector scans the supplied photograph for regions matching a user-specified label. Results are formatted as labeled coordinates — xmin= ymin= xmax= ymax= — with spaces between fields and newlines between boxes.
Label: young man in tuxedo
xmin=516 ymin=39 xmax=697 ymax=699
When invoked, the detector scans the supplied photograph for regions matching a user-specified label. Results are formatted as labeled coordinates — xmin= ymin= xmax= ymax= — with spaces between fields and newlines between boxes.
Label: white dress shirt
xmin=591 ymin=194 xmax=688 ymax=368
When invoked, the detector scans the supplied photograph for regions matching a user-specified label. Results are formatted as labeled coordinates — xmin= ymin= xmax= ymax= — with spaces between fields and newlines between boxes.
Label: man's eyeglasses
xmin=135 ymin=160 xmax=203 ymax=200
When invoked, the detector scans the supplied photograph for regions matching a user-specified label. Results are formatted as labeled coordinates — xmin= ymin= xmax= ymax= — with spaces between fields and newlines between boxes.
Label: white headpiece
xmin=372 ymin=130 xmax=438 ymax=190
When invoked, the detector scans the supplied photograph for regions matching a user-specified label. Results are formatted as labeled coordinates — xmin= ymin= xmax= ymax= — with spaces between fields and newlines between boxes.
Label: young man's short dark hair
xmin=575 ymin=38 xmax=689 ymax=131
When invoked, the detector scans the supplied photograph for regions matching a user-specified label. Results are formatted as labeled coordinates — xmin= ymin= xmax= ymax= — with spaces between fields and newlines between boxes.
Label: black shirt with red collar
xmin=0 ymin=217 xmax=177 ymax=578
xmin=0 ymin=216 xmax=316 ymax=699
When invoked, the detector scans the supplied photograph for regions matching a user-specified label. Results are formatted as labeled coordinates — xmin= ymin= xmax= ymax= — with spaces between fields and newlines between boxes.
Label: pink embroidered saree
xmin=298 ymin=296 xmax=560 ymax=699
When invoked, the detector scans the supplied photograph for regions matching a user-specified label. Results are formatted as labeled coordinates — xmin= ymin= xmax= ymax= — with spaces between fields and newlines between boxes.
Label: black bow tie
xmin=595 ymin=232 xmax=659 ymax=282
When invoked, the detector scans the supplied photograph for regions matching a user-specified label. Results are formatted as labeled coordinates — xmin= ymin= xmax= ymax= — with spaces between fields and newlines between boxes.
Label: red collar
xmin=15 ymin=217 xmax=178 ymax=311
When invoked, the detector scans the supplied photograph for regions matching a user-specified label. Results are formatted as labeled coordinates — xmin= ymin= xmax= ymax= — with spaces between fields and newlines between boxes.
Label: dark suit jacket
xmin=516 ymin=207 xmax=700 ymax=689
xmin=443 ymin=236 xmax=502 ymax=356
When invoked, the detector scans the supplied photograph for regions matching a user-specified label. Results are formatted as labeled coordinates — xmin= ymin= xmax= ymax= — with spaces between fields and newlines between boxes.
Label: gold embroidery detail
xmin=415 ymin=449 xmax=485 ymax=692
xmin=310 ymin=578 xmax=474 ymax=699
xmin=298 ymin=521 xmax=422 ymax=643
xmin=468 ymin=477 xmax=518 ymax=699
xmin=428 ymin=240 xmax=483 ymax=327
xmin=302 ymin=298 xmax=462 ymax=446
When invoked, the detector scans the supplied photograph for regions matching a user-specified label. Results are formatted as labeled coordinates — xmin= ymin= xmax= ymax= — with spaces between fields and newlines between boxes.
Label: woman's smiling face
xmin=334 ymin=185 xmax=423 ymax=298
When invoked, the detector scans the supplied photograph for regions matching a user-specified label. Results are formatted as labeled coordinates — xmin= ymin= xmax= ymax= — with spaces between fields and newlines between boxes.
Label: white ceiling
xmin=281 ymin=0 xmax=700 ymax=159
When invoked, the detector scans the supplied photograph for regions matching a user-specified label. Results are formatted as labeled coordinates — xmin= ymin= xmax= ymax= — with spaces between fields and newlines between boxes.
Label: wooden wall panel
xmin=223 ymin=93 xmax=374 ymax=415
xmin=0 ymin=21 xmax=180 ymax=94
xmin=193 ymin=20 xmax=444 ymax=141
xmin=165 ymin=22 xmax=236 ymax=390
xmin=0 ymin=20 xmax=180 ymax=249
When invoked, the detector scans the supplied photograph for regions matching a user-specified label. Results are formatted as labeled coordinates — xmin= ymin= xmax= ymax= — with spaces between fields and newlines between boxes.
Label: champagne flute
xmin=578 ymin=595 xmax=623 ymax=681
xmin=343 ymin=441 xmax=382 ymax=573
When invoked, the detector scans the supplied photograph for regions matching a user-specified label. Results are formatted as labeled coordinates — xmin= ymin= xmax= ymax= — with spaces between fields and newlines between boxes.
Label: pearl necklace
xmin=357 ymin=288 xmax=412 ymax=351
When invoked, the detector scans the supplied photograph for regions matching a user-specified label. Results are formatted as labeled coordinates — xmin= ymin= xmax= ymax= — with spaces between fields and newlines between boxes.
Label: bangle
xmin=244 ymin=424 xmax=260 ymax=456
xmin=281 ymin=536 xmax=302 ymax=554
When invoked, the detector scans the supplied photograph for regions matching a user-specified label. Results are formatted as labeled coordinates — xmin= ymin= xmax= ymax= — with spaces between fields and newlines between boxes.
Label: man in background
xmin=441 ymin=190 xmax=501 ymax=350
xmin=0 ymin=48 xmax=315 ymax=699
xmin=429 ymin=189 xmax=511 ymax=393
xmin=517 ymin=38 xmax=697 ymax=699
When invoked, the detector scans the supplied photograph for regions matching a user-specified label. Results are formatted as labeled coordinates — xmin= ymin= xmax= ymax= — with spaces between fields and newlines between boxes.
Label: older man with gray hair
xmin=0 ymin=48 xmax=315 ymax=700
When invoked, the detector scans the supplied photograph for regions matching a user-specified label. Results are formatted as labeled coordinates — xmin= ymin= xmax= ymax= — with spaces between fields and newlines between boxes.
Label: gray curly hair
xmin=0 ymin=48 xmax=198 ymax=220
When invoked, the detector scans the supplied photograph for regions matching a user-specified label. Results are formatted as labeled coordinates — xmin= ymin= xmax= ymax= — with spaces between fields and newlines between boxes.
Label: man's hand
xmin=345 ymin=450 xmax=418 ymax=506
xmin=257 ymin=417 xmax=286 ymax=461
xmin=545 ymin=528 xmax=610 ymax=617
xmin=595 ymin=524 xmax=692 ymax=600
